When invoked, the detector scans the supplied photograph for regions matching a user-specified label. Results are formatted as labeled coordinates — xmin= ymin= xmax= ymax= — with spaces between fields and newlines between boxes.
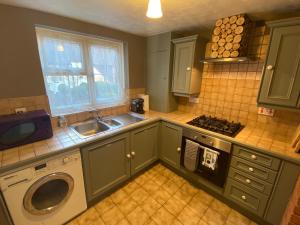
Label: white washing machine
xmin=0 ymin=149 xmax=87 ymax=225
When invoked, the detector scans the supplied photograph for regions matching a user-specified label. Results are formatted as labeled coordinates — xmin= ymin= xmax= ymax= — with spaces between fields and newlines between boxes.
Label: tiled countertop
xmin=0 ymin=111 xmax=299 ymax=174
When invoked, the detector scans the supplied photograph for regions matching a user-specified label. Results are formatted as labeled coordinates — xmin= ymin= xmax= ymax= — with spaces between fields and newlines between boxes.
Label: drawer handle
xmin=177 ymin=147 xmax=181 ymax=152
xmin=248 ymin=167 xmax=254 ymax=172
xmin=251 ymin=155 xmax=257 ymax=160
xmin=241 ymin=195 xmax=247 ymax=200
xmin=246 ymin=179 xmax=251 ymax=184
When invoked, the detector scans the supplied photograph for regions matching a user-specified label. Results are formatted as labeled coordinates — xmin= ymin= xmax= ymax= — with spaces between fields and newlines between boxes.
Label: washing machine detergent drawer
xmin=0 ymin=151 xmax=87 ymax=225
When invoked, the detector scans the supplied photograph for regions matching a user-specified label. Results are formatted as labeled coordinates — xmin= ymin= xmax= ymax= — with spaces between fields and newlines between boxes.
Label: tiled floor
xmin=68 ymin=164 xmax=258 ymax=225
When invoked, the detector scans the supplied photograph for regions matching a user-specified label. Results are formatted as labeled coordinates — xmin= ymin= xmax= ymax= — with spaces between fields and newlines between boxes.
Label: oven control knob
xmin=246 ymin=179 xmax=251 ymax=184
xmin=248 ymin=167 xmax=254 ymax=172
xmin=241 ymin=195 xmax=247 ymax=200
xmin=251 ymin=155 xmax=257 ymax=160
xmin=193 ymin=136 xmax=198 ymax=140
xmin=177 ymin=147 xmax=181 ymax=152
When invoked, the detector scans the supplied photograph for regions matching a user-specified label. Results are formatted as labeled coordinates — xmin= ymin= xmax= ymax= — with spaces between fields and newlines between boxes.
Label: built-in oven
xmin=181 ymin=128 xmax=232 ymax=187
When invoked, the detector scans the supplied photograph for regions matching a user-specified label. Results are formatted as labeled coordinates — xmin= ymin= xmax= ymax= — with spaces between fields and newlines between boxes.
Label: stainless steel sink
xmin=70 ymin=119 xmax=110 ymax=138
xmin=70 ymin=113 xmax=145 ymax=138
xmin=101 ymin=118 xmax=122 ymax=127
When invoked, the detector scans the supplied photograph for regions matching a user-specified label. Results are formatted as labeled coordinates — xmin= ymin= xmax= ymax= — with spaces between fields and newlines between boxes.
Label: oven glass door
xmin=181 ymin=138 xmax=230 ymax=187
xmin=0 ymin=122 xmax=37 ymax=146
xmin=23 ymin=173 xmax=74 ymax=215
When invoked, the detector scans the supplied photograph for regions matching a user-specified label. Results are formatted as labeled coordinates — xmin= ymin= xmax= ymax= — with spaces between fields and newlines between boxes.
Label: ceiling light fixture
xmin=146 ymin=0 xmax=163 ymax=18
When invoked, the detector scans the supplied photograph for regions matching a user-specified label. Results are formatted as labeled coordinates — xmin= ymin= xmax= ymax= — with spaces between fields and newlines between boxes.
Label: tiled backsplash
xmin=178 ymin=25 xmax=300 ymax=141
xmin=0 ymin=88 xmax=145 ymax=128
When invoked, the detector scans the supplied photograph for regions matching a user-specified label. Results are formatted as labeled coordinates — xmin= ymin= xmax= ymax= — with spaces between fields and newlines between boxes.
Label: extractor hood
xmin=201 ymin=14 xmax=253 ymax=63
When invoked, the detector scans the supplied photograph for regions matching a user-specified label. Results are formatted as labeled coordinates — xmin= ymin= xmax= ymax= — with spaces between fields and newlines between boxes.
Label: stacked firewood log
xmin=210 ymin=14 xmax=252 ymax=58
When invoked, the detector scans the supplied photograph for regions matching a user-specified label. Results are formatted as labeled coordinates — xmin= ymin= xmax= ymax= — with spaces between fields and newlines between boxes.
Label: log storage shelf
xmin=202 ymin=14 xmax=253 ymax=63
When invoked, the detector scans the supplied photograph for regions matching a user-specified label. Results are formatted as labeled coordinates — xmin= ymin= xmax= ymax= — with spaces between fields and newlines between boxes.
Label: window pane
xmin=46 ymin=75 xmax=91 ymax=115
xmin=40 ymin=37 xmax=84 ymax=74
xmin=90 ymin=45 xmax=125 ymax=105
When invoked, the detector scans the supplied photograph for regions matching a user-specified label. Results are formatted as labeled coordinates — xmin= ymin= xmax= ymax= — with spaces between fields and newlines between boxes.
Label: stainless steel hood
xmin=200 ymin=56 xmax=252 ymax=63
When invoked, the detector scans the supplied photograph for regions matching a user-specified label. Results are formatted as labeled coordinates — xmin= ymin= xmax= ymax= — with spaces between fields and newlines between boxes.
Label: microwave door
xmin=0 ymin=122 xmax=37 ymax=147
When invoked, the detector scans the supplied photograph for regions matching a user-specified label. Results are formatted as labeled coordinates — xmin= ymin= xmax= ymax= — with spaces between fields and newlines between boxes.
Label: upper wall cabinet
xmin=258 ymin=18 xmax=300 ymax=110
xmin=172 ymin=35 xmax=207 ymax=97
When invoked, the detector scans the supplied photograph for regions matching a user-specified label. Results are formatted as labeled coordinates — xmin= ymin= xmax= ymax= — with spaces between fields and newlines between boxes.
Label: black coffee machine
xmin=130 ymin=98 xmax=144 ymax=114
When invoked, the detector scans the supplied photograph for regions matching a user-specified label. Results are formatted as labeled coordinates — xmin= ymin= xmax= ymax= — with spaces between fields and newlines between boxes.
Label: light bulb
xmin=146 ymin=0 xmax=163 ymax=18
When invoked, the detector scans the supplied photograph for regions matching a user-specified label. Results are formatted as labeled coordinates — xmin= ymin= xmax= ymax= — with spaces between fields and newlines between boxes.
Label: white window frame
xmin=36 ymin=27 xmax=127 ymax=116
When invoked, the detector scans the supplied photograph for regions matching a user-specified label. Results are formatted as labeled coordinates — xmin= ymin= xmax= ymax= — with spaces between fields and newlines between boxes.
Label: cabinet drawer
xmin=233 ymin=145 xmax=281 ymax=171
xmin=225 ymin=178 xmax=269 ymax=216
xmin=231 ymin=156 xmax=277 ymax=184
xmin=228 ymin=167 xmax=273 ymax=195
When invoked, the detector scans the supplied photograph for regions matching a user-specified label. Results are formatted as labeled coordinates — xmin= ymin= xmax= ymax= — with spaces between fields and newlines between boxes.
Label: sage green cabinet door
xmin=130 ymin=123 xmax=159 ymax=175
xmin=172 ymin=41 xmax=195 ymax=93
xmin=160 ymin=122 xmax=182 ymax=168
xmin=81 ymin=133 xmax=130 ymax=202
xmin=259 ymin=25 xmax=300 ymax=108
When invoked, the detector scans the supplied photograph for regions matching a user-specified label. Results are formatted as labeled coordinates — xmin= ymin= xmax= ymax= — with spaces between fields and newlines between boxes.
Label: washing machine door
xmin=23 ymin=172 xmax=74 ymax=215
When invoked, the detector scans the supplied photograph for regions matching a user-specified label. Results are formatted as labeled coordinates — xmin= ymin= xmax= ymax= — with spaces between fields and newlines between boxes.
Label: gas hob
xmin=187 ymin=115 xmax=244 ymax=137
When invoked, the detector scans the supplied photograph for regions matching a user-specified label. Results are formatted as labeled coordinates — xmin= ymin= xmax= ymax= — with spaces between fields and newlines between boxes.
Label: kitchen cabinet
xmin=81 ymin=123 xmax=159 ymax=202
xmin=147 ymin=32 xmax=178 ymax=112
xmin=81 ymin=133 xmax=131 ymax=202
xmin=130 ymin=123 xmax=159 ymax=175
xmin=225 ymin=144 xmax=281 ymax=218
xmin=160 ymin=122 xmax=182 ymax=168
xmin=258 ymin=18 xmax=300 ymax=110
xmin=264 ymin=161 xmax=300 ymax=225
xmin=172 ymin=35 xmax=207 ymax=97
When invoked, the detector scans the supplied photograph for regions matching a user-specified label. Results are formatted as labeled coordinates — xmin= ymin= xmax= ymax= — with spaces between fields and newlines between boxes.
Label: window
xmin=36 ymin=27 xmax=126 ymax=116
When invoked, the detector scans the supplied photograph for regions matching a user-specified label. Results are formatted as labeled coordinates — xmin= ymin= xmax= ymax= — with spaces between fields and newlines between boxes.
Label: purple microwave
xmin=0 ymin=110 xmax=53 ymax=151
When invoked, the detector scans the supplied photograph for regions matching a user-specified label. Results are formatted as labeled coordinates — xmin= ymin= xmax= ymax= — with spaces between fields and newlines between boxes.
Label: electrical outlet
xmin=258 ymin=107 xmax=274 ymax=116
xmin=189 ymin=97 xmax=200 ymax=103
xmin=15 ymin=107 xmax=27 ymax=114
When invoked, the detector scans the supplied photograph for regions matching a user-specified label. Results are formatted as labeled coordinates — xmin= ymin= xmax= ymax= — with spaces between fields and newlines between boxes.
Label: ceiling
xmin=1 ymin=0 xmax=300 ymax=36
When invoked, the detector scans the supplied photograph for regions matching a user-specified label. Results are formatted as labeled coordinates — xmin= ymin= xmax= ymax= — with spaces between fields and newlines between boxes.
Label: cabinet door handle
xmin=186 ymin=67 xmax=191 ymax=71
xmin=246 ymin=179 xmax=251 ymax=184
xmin=177 ymin=147 xmax=181 ymax=152
xmin=126 ymin=154 xmax=131 ymax=159
xmin=131 ymin=152 xmax=136 ymax=157
xmin=251 ymin=154 xmax=257 ymax=160
xmin=266 ymin=65 xmax=274 ymax=70
xmin=248 ymin=167 xmax=254 ymax=172
xmin=241 ymin=195 xmax=247 ymax=200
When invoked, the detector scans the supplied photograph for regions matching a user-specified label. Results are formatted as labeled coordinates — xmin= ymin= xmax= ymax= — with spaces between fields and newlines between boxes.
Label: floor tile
xmin=111 ymin=189 xmax=128 ymax=204
xmin=177 ymin=205 xmax=201 ymax=225
xmin=143 ymin=179 xmax=160 ymax=194
xmin=163 ymin=180 xmax=181 ymax=195
xmin=77 ymin=207 xmax=104 ymax=225
xmin=164 ymin=196 xmax=186 ymax=216
xmin=130 ymin=187 xmax=149 ymax=203
xmin=127 ymin=206 xmax=149 ymax=225
xmin=101 ymin=206 xmax=125 ymax=225
xmin=94 ymin=197 xmax=115 ymax=216
xmin=140 ymin=196 xmax=162 ymax=216
xmin=151 ymin=207 xmax=175 ymax=225
xmin=192 ymin=190 xmax=214 ymax=206
xmin=202 ymin=208 xmax=227 ymax=225
xmin=117 ymin=196 xmax=139 ymax=215
xmin=152 ymin=188 xmax=172 ymax=204
xmin=69 ymin=164 xmax=255 ymax=225
xmin=226 ymin=210 xmax=251 ymax=225
xmin=210 ymin=199 xmax=231 ymax=218
xmin=122 ymin=181 xmax=140 ymax=195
